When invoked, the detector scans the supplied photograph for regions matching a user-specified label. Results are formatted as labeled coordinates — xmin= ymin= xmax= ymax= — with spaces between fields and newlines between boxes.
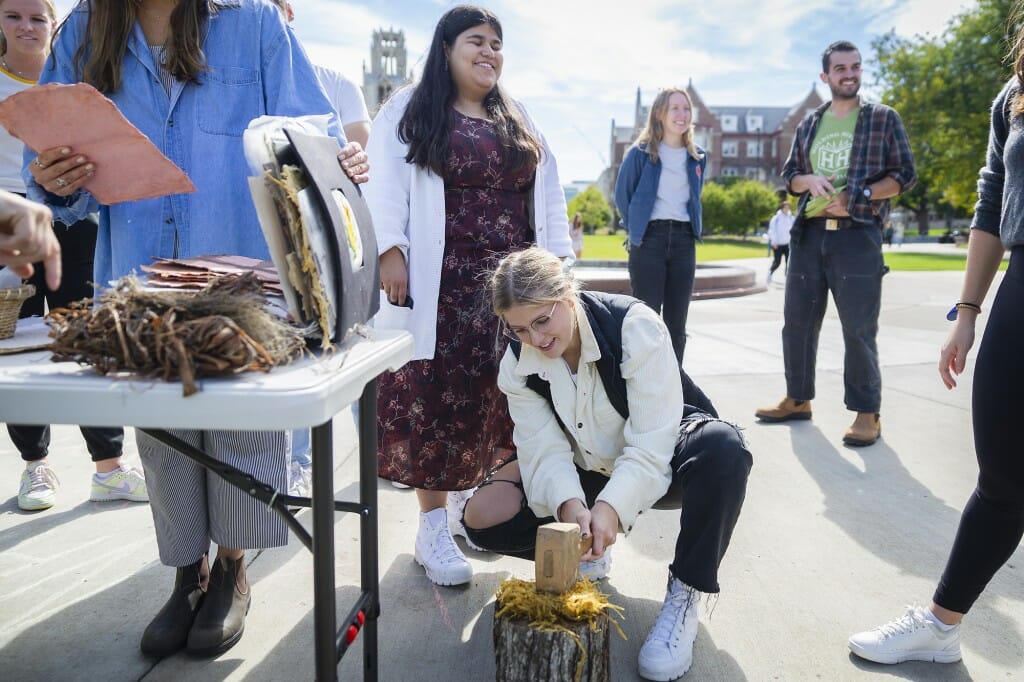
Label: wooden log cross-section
xmin=493 ymin=523 xmax=611 ymax=682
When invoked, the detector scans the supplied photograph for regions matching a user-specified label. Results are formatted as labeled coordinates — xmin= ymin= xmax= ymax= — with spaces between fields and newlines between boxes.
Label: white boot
xmin=637 ymin=574 xmax=700 ymax=680
xmin=447 ymin=489 xmax=486 ymax=552
xmin=414 ymin=507 xmax=473 ymax=586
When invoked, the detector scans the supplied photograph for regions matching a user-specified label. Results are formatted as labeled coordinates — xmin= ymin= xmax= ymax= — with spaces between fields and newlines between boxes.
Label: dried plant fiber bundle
xmin=47 ymin=272 xmax=305 ymax=396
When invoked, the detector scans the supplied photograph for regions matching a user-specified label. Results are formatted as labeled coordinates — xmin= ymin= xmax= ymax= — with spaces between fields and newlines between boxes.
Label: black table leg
xmin=358 ymin=379 xmax=379 ymax=681
xmin=312 ymin=419 xmax=337 ymax=681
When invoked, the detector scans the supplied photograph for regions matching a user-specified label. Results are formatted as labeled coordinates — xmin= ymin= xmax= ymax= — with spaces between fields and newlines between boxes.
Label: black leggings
xmin=465 ymin=414 xmax=752 ymax=594
xmin=769 ymin=244 xmax=789 ymax=275
xmin=933 ymin=246 xmax=1024 ymax=613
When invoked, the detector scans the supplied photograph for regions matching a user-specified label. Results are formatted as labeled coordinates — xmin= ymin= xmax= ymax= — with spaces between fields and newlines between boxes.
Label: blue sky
xmin=52 ymin=0 xmax=976 ymax=182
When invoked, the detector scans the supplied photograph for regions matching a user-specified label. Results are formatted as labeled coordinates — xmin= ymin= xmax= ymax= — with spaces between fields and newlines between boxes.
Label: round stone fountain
xmin=571 ymin=260 xmax=765 ymax=300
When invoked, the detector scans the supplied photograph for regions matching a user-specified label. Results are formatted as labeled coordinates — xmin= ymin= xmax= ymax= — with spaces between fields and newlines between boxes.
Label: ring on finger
xmin=55 ymin=177 xmax=67 ymax=188
xmin=33 ymin=158 xmax=45 ymax=169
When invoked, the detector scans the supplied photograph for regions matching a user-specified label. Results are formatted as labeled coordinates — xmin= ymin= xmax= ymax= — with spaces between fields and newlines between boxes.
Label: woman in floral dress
xmin=364 ymin=5 xmax=571 ymax=586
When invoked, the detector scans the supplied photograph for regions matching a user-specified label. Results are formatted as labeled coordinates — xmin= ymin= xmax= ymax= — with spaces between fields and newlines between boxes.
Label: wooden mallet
xmin=535 ymin=522 xmax=595 ymax=593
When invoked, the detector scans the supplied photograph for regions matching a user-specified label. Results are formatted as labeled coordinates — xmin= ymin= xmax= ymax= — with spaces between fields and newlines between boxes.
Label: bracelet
xmin=946 ymin=301 xmax=982 ymax=321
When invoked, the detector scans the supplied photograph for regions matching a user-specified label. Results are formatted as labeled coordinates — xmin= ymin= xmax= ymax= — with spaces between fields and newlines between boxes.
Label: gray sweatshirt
xmin=974 ymin=78 xmax=1024 ymax=246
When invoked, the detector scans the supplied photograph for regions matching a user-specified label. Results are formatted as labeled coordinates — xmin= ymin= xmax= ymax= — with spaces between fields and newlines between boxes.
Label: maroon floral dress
xmin=377 ymin=110 xmax=536 ymax=490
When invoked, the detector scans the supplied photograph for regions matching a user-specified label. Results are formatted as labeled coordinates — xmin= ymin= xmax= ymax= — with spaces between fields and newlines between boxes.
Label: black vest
xmin=509 ymin=290 xmax=717 ymax=421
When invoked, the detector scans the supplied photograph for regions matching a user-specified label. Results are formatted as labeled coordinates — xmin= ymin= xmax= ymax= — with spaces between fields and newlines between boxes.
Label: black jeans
xmin=769 ymin=244 xmax=789 ymax=275
xmin=628 ymin=220 xmax=696 ymax=367
xmin=465 ymin=413 xmax=752 ymax=594
xmin=933 ymin=247 xmax=1024 ymax=613
xmin=782 ymin=222 xmax=884 ymax=412
xmin=6 ymin=217 xmax=124 ymax=462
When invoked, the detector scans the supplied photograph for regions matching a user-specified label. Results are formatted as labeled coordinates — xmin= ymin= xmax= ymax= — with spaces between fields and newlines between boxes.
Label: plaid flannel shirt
xmin=782 ymin=99 xmax=916 ymax=231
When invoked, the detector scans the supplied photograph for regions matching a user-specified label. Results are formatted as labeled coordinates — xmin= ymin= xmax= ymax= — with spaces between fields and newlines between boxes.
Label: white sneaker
xmin=18 ymin=461 xmax=60 ymax=511
xmin=579 ymin=547 xmax=611 ymax=581
xmin=638 ymin=574 xmax=700 ymax=681
xmin=414 ymin=507 xmax=473 ymax=586
xmin=391 ymin=480 xmax=410 ymax=489
xmin=848 ymin=606 xmax=962 ymax=664
xmin=90 ymin=465 xmax=149 ymax=502
xmin=288 ymin=459 xmax=312 ymax=498
xmin=447 ymin=489 xmax=485 ymax=552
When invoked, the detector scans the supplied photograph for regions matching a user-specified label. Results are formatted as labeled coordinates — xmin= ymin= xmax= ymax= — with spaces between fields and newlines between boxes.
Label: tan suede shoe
xmin=843 ymin=412 xmax=881 ymax=446
xmin=754 ymin=397 xmax=812 ymax=422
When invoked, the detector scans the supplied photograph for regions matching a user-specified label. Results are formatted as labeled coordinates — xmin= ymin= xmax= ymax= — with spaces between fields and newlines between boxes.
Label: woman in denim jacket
xmin=615 ymin=87 xmax=706 ymax=367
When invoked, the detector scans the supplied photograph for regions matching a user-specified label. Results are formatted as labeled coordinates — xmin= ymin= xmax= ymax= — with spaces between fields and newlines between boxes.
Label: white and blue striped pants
xmin=136 ymin=428 xmax=290 ymax=567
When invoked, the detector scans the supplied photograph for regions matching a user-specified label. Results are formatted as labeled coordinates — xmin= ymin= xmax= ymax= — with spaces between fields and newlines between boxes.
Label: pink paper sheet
xmin=0 ymin=82 xmax=195 ymax=204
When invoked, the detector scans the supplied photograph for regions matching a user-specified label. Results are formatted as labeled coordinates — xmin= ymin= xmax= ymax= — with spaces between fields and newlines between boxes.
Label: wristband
xmin=946 ymin=302 xmax=982 ymax=321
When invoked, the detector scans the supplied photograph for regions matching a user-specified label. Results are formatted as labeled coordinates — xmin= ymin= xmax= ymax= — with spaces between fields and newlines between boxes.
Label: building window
xmin=721 ymin=115 xmax=737 ymax=132
xmin=721 ymin=166 xmax=739 ymax=177
xmin=745 ymin=167 xmax=761 ymax=179
xmin=746 ymin=141 xmax=763 ymax=158
xmin=722 ymin=141 xmax=738 ymax=157
xmin=746 ymin=115 xmax=763 ymax=132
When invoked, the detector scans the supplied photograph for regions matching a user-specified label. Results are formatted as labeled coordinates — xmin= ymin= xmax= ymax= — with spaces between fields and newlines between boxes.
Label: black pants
xmin=6 ymin=217 xmax=124 ymax=462
xmin=933 ymin=247 xmax=1024 ymax=613
xmin=769 ymin=244 xmax=789 ymax=275
xmin=465 ymin=414 xmax=752 ymax=594
xmin=628 ymin=220 xmax=696 ymax=367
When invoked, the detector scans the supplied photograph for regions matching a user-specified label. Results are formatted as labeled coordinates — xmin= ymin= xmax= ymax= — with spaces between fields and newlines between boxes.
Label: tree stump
xmin=493 ymin=608 xmax=610 ymax=682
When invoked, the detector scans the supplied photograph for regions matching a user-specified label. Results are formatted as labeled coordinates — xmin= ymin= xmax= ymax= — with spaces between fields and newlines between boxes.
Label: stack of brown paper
xmin=141 ymin=255 xmax=283 ymax=296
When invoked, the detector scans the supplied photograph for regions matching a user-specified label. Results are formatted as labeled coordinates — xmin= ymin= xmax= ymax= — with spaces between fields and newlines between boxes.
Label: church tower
xmin=362 ymin=28 xmax=411 ymax=115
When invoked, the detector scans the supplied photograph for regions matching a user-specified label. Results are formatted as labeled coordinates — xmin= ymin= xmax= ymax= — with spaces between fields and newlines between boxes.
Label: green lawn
xmin=580 ymin=234 xmax=1005 ymax=271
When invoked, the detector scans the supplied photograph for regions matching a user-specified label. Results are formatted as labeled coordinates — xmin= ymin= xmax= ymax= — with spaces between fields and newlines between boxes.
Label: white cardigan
xmin=364 ymin=88 xmax=573 ymax=360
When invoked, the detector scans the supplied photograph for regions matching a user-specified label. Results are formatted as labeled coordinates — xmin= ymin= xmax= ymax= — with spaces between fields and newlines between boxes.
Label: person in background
xmin=615 ymin=87 xmax=707 ymax=368
xmin=27 ymin=0 xmax=366 ymax=658
xmin=0 ymin=0 xmax=141 ymax=512
xmin=366 ymin=5 xmax=571 ymax=587
xmin=766 ymin=202 xmax=793 ymax=283
xmin=848 ymin=16 xmax=1024 ymax=665
xmin=570 ymin=211 xmax=584 ymax=259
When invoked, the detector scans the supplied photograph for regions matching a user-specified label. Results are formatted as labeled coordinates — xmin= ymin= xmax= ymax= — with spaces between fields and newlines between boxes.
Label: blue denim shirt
xmin=615 ymin=143 xmax=706 ymax=245
xmin=25 ymin=1 xmax=344 ymax=285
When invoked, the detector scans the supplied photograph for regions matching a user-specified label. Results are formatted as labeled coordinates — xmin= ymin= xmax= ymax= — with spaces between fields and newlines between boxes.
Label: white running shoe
xmin=447 ymin=489 xmax=485 ymax=552
xmin=18 ymin=460 xmax=60 ymax=511
xmin=90 ymin=464 xmax=149 ymax=502
xmin=579 ymin=547 xmax=612 ymax=581
xmin=288 ymin=459 xmax=312 ymax=498
xmin=637 ymin=574 xmax=700 ymax=681
xmin=414 ymin=507 xmax=473 ymax=586
xmin=848 ymin=606 xmax=962 ymax=664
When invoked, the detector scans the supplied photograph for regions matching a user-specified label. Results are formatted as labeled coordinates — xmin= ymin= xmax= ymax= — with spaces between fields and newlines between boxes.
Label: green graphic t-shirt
xmin=805 ymin=107 xmax=859 ymax=217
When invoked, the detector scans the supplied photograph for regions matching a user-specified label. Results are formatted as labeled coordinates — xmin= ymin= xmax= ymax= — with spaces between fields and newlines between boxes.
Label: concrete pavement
xmin=1 ymin=255 xmax=1021 ymax=681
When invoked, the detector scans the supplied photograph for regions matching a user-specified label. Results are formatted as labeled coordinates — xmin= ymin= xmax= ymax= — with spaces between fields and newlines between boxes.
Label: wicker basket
xmin=0 ymin=284 xmax=36 ymax=340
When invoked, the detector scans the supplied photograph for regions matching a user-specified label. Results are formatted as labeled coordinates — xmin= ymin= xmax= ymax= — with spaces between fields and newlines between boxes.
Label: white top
xmin=0 ymin=67 xmax=36 ymax=193
xmin=649 ymin=143 xmax=691 ymax=222
xmin=365 ymin=87 xmax=573 ymax=360
xmin=313 ymin=64 xmax=370 ymax=127
xmin=768 ymin=209 xmax=795 ymax=247
xmin=498 ymin=302 xmax=682 ymax=533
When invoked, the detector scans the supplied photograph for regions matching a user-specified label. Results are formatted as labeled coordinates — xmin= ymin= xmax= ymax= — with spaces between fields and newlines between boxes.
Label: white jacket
xmin=364 ymin=88 xmax=573 ymax=360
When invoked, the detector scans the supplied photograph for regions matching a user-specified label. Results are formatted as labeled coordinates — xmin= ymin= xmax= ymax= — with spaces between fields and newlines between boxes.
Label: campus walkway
xmin=1 ymin=255 xmax=1022 ymax=681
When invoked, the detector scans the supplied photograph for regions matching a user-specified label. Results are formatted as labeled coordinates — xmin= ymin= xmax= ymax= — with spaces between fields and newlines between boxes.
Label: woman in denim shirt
xmin=615 ymin=87 xmax=706 ymax=367
xmin=24 ymin=0 xmax=367 ymax=659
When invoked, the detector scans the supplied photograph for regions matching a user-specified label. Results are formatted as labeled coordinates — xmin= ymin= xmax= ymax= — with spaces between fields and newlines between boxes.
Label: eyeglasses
xmin=501 ymin=301 xmax=559 ymax=341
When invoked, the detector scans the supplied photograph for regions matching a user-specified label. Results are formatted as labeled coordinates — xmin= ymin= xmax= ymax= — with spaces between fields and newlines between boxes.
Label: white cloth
xmin=0 ymin=68 xmax=35 ymax=193
xmin=649 ymin=143 xmax=691 ymax=222
xmin=768 ymin=209 xmax=795 ymax=247
xmin=498 ymin=302 xmax=682 ymax=532
xmin=365 ymin=87 xmax=573 ymax=360
xmin=312 ymin=64 xmax=370 ymax=127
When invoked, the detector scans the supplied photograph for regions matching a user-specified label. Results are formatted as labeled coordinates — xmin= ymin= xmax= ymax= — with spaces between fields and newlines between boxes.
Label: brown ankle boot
xmin=843 ymin=412 xmax=881 ymax=446
xmin=754 ymin=397 xmax=812 ymax=423
xmin=186 ymin=554 xmax=251 ymax=656
xmin=140 ymin=554 xmax=209 ymax=659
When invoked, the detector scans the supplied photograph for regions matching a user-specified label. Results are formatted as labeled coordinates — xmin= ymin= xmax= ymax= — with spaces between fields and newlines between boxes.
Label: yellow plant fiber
xmin=494 ymin=578 xmax=626 ymax=681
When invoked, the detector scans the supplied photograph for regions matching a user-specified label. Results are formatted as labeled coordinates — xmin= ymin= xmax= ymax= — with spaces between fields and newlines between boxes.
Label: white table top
xmin=0 ymin=329 xmax=413 ymax=430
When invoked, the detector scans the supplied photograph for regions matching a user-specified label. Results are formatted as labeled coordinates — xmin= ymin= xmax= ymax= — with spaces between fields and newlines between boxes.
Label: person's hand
xmin=0 ymin=192 xmax=60 ymax=289
xmin=582 ymin=501 xmax=619 ymax=559
xmin=939 ymin=317 xmax=977 ymax=390
xmin=337 ymin=141 xmax=369 ymax=184
xmin=822 ymin=189 xmax=851 ymax=217
xmin=29 ymin=146 xmax=94 ymax=197
xmin=800 ymin=173 xmax=836 ymax=198
xmin=379 ymin=246 xmax=408 ymax=305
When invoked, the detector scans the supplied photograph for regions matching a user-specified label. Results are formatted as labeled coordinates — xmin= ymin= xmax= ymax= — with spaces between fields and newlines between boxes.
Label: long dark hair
xmin=397 ymin=5 xmax=541 ymax=176
xmin=56 ymin=0 xmax=220 ymax=94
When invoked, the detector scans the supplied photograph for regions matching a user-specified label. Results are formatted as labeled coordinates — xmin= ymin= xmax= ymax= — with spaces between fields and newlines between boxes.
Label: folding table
xmin=0 ymin=329 xmax=413 ymax=680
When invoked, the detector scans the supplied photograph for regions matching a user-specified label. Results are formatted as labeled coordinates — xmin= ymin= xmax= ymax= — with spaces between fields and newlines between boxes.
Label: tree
xmin=726 ymin=180 xmax=779 ymax=236
xmin=872 ymin=0 xmax=1018 ymax=230
xmin=700 ymin=181 xmax=731 ymax=234
xmin=566 ymin=186 xmax=612 ymax=233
